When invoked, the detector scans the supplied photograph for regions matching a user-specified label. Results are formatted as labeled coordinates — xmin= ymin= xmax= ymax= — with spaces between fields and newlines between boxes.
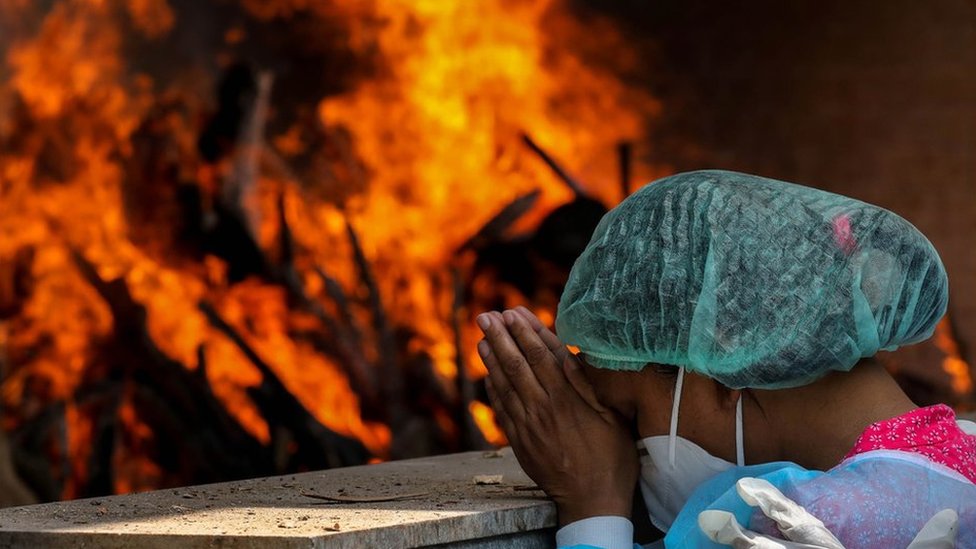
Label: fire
xmin=469 ymin=400 xmax=506 ymax=447
xmin=0 ymin=0 xmax=660 ymax=498
xmin=934 ymin=319 xmax=974 ymax=395
xmin=319 ymin=0 xmax=661 ymax=380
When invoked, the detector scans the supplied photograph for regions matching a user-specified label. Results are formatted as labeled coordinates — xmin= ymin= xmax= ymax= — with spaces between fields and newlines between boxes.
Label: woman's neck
xmin=753 ymin=363 xmax=917 ymax=470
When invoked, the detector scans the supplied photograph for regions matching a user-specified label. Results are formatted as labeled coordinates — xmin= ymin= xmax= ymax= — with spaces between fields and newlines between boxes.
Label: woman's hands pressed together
xmin=476 ymin=307 xmax=639 ymax=526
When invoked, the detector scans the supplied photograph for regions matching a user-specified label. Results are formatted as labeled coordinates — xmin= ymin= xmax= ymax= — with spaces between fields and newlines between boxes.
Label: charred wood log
xmin=313 ymin=265 xmax=365 ymax=350
xmin=343 ymin=221 xmax=409 ymax=454
xmin=198 ymin=63 xmax=258 ymax=164
xmin=0 ymin=354 xmax=37 ymax=507
xmin=521 ymin=133 xmax=585 ymax=197
xmin=198 ymin=70 xmax=379 ymax=412
xmin=276 ymin=194 xmax=379 ymax=408
xmin=198 ymin=301 xmax=369 ymax=469
xmin=460 ymin=190 xmax=541 ymax=251
xmin=0 ymin=246 xmax=34 ymax=320
xmin=618 ymin=141 xmax=632 ymax=198
xmin=78 ymin=388 xmax=121 ymax=498
xmin=451 ymin=268 xmax=489 ymax=451
xmin=0 ymin=426 xmax=36 ymax=507
xmin=529 ymin=197 xmax=608 ymax=271
xmin=70 ymin=250 xmax=270 ymax=484
xmin=223 ymin=71 xmax=272 ymax=228
xmin=197 ymin=66 xmax=275 ymax=282
xmin=8 ymin=401 xmax=65 ymax=502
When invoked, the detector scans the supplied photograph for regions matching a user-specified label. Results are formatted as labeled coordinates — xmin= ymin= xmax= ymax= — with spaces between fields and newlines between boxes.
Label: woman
xmin=476 ymin=170 xmax=976 ymax=548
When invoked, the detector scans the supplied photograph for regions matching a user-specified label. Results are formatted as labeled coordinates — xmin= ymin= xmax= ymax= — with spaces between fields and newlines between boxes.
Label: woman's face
xmin=583 ymin=361 xmax=741 ymax=463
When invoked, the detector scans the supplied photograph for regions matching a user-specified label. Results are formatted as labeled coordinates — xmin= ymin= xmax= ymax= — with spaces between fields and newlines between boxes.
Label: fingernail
xmin=476 ymin=314 xmax=491 ymax=330
xmin=502 ymin=310 xmax=516 ymax=326
xmin=477 ymin=340 xmax=490 ymax=359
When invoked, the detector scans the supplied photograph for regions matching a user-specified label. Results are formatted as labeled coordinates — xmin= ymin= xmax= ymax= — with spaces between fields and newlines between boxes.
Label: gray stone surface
xmin=0 ymin=448 xmax=556 ymax=548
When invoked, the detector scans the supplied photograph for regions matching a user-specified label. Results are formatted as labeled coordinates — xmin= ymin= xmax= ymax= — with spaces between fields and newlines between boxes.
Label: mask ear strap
xmin=735 ymin=395 xmax=745 ymax=467
xmin=668 ymin=367 xmax=685 ymax=467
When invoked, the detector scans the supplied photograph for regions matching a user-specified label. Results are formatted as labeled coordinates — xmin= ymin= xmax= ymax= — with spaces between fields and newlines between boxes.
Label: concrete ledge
xmin=0 ymin=448 xmax=556 ymax=548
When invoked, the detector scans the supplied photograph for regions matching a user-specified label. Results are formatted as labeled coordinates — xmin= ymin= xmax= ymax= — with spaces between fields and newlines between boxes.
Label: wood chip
xmin=481 ymin=450 xmax=504 ymax=458
xmin=473 ymin=474 xmax=503 ymax=485
xmin=324 ymin=522 xmax=341 ymax=532
xmin=300 ymin=491 xmax=429 ymax=504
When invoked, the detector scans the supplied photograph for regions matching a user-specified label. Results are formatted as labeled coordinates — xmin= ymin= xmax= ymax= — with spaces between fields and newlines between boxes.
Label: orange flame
xmin=469 ymin=400 xmax=507 ymax=447
xmin=319 ymin=0 xmax=661 ymax=382
xmin=934 ymin=319 xmax=974 ymax=395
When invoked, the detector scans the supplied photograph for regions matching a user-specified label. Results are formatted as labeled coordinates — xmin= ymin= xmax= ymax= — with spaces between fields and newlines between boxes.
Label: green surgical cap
xmin=555 ymin=170 xmax=948 ymax=389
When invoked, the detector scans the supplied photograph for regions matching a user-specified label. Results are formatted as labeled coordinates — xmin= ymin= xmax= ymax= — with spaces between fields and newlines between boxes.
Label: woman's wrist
xmin=556 ymin=496 xmax=633 ymax=527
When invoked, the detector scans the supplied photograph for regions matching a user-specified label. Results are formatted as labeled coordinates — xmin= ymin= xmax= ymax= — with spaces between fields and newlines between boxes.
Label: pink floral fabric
xmin=845 ymin=404 xmax=976 ymax=483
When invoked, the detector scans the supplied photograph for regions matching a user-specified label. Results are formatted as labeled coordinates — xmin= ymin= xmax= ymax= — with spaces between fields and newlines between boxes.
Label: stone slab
xmin=0 ymin=448 xmax=556 ymax=548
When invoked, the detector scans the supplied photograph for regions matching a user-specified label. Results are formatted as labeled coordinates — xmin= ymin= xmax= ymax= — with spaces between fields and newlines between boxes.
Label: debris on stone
xmin=0 ymin=450 xmax=553 ymax=545
xmin=473 ymin=474 xmax=503 ymax=485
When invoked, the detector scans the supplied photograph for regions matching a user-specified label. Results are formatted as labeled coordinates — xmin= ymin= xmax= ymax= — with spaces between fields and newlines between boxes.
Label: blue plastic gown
xmin=666 ymin=450 xmax=976 ymax=548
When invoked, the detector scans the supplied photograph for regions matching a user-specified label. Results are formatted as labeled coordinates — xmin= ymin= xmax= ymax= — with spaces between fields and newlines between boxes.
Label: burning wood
xmin=521 ymin=133 xmax=587 ymax=197
xmin=197 ymin=301 xmax=368 ymax=469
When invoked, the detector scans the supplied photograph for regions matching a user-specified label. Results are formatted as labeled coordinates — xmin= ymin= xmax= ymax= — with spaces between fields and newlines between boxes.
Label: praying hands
xmin=476 ymin=307 xmax=639 ymax=527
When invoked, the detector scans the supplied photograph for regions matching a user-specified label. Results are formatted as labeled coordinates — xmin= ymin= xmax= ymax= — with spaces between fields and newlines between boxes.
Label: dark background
xmin=576 ymin=0 xmax=976 ymax=359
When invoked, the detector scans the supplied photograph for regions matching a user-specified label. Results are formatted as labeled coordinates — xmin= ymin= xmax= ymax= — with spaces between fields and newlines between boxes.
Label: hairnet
xmin=555 ymin=170 xmax=948 ymax=389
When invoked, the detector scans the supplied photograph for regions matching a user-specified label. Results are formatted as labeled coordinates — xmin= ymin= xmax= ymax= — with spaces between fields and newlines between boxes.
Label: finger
xmin=478 ymin=338 xmax=527 ymax=424
xmin=513 ymin=305 xmax=546 ymax=331
xmin=513 ymin=306 xmax=570 ymax=362
xmin=908 ymin=509 xmax=958 ymax=549
xmin=698 ymin=510 xmax=788 ymax=549
xmin=735 ymin=478 xmax=843 ymax=549
xmin=502 ymin=310 xmax=567 ymax=392
xmin=561 ymin=353 xmax=610 ymax=413
xmin=485 ymin=376 xmax=518 ymax=442
xmin=477 ymin=312 xmax=548 ymax=405
xmin=488 ymin=310 xmax=506 ymax=325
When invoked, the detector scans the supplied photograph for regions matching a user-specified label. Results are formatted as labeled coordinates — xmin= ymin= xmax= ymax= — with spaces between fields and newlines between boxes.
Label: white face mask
xmin=637 ymin=367 xmax=744 ymax=532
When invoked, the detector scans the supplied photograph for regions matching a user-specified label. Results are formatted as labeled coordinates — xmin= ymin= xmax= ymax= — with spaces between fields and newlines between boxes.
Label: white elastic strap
xmin=735 ymin=395 xmax=745 ymax=467
xmin=668 ymin=367 xmax=686 ymax=467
